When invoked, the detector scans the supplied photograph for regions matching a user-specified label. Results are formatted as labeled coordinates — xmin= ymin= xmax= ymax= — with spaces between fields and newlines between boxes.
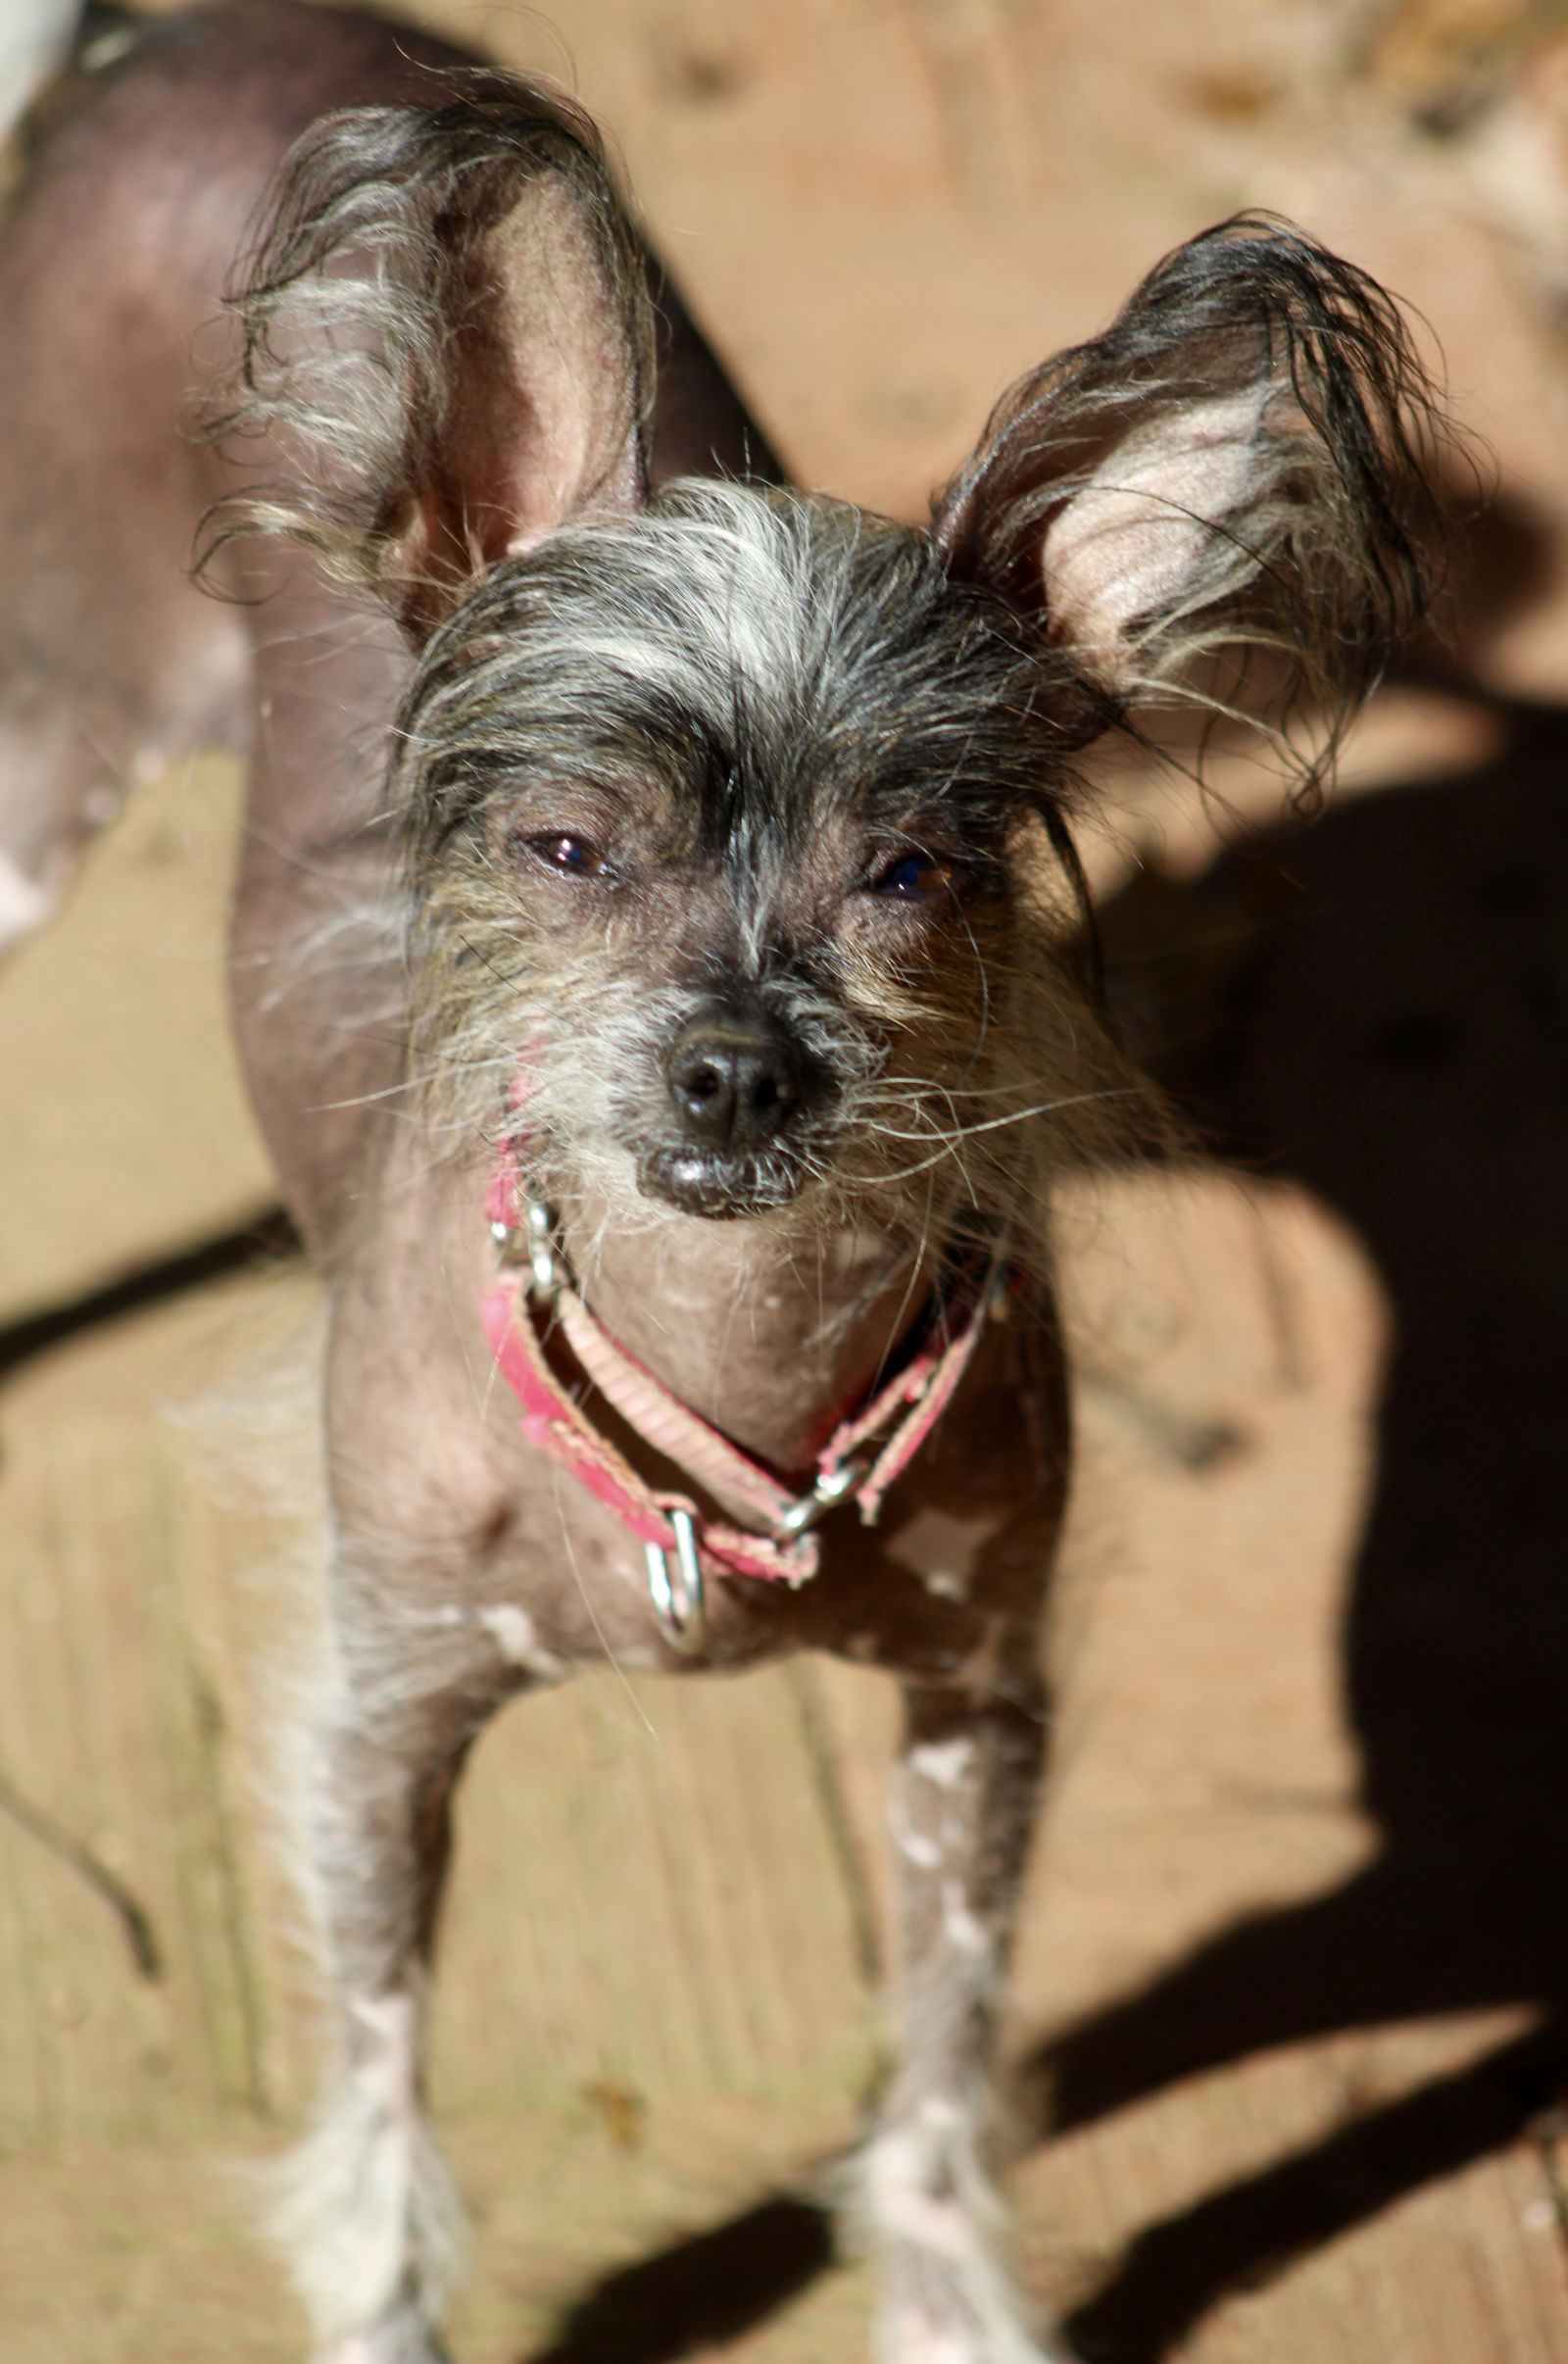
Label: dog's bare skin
xmin=0 ymin=6 xmax=1441 ymax=2358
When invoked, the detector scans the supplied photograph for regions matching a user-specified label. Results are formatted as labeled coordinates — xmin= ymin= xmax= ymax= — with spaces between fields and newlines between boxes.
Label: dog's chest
xmin=472 ymin=1318 xmax=1068 ymax=1681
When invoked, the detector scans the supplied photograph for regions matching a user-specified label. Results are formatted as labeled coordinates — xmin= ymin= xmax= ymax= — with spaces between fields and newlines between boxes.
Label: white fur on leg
xmin=270 ymin=1992 xmax=462 ymax=2364
xmin=0 ymin=850 xmax=55 ymax=952
xmin=849 ymin=2105 xmax=1077 ymax=2364
xmin=318 ymin=2318 xmax=452 ymax=2364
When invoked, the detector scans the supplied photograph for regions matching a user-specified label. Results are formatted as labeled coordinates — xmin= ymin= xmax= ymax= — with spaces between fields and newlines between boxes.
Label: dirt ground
xmin=9 ymin=2 xmax=1568 ymax=2359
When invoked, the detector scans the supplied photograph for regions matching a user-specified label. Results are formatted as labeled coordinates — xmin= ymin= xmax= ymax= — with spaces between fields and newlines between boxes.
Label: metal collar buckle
xmin=776 ymin=1459 xmax=864 ymax=1537
xmin=491 ymin=1198 xmax=558 ymax=1303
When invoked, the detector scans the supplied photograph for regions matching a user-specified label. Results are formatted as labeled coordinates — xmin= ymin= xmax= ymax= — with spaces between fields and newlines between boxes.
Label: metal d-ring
xmin=645 ymin=1509 xmax=707 ymax=1654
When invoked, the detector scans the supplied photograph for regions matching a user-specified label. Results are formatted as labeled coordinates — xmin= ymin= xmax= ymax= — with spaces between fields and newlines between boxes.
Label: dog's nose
xmin=664 ymin=1010 xmax=807 ymax=1150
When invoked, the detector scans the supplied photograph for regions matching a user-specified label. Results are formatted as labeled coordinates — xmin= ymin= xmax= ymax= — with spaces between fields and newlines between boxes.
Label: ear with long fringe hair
xmin=932 ymin=215 xmax=1448 ymax=778
xmin=200 ymin=80 xmax=655 ymax=641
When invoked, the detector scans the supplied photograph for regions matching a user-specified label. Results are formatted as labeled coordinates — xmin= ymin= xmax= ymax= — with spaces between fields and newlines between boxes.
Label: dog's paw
xmin=875 ymin=2244 xmax=1078 ymax=2364
xmin=316 ymin=2312 xmax=452 ymax=2364
xmin=881 ymin=2327 xmax=1072 ymax=2364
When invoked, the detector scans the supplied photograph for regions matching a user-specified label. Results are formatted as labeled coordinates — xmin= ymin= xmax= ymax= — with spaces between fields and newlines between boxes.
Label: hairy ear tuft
xmin=932 ymin=215 xmax=1451 ymax=770
xmin=199 ymin=81 xmax=654 ymax=640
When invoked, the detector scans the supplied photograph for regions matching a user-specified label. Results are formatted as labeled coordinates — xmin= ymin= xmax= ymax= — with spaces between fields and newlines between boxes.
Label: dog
xmin=0 ymin=4 xmax=1443 ymax=2356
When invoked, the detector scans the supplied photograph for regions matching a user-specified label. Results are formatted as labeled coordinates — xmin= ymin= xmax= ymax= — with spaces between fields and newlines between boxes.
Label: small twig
xmin=1078 ymin=1365 xmax=1250 ymax=1472
xmin=0 ymin=1764 xmax=162 ymax=1980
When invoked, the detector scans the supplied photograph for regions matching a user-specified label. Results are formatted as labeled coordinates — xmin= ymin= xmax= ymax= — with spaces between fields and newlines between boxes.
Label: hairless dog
xmin=0 ymin=6 xmax=1443 ymax=2356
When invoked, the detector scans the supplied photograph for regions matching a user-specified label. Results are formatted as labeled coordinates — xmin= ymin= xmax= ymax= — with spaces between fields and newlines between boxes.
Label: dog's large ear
xmin=203 ymin=84 xmax=652 ymax=640
xmin=932 ymin=217 xmax=1445 ymax=743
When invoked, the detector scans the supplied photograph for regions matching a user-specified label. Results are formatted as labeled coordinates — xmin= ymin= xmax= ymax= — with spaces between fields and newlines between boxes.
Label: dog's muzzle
xmin=640 ymin=1002 xmax=823 ymax=1216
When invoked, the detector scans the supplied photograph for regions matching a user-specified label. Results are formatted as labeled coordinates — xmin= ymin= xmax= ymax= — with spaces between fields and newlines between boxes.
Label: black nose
xmin=664 ymin=1008 xmax=808 ymax=1151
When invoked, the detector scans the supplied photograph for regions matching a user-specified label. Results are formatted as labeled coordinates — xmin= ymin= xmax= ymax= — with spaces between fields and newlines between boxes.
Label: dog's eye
xmin=521 ymin=832 xmax=613 ymax=881
xmin=867 ymin=851 xmax=956 ymax=903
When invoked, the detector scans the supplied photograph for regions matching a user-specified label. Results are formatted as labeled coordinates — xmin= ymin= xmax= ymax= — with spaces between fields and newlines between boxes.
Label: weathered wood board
xmin=6 ymin=761 xmax=1568 ymax=2361
xmin=11 ymin=0 xmax=1568 ymax=2355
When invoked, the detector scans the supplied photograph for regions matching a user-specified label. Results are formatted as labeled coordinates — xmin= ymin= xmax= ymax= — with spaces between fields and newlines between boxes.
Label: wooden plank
xmin=428 ymin=1663 xmax=878 ymax=2118
xmin=0 ymin=753 xmax=272 ymax=1322
xmin=10 ymin=5 xmax=1568 ymax=2354
xmin=0 ymin=1405 xmax=274 ymax=2143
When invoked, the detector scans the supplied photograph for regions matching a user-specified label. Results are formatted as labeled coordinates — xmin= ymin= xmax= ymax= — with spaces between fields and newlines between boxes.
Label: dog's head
xmin=211 ymin=88 xmax=1444 ymax=1237
xmin=402 ymin=479 xmax=1104 ymax=1229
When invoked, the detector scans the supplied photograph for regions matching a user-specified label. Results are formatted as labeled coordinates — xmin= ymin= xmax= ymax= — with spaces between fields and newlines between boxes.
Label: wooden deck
xmin=10 ymin=2 xmax=1568 ymax=2356
xmin=7 ymin=763 xmax=1568 ymax=2363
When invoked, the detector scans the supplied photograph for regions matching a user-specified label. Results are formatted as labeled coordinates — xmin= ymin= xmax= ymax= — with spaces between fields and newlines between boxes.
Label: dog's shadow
xmin=1036 ymin=678 xmax=1568 ymax=2357
xmin=518 ymin=2195 xmax=836 ymax=2364
xmin=0 ymin=1205 xmax=301 ymax=1399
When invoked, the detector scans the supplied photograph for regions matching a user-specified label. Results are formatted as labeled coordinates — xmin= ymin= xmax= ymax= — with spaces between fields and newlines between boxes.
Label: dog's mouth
xmin=636 ymin=1142 xmax=809 ymax=1219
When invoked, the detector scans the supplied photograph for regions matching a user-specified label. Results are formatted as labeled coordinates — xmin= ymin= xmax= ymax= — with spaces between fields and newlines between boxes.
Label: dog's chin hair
xmin=541 ymin=1132 xmax=828 ymax=1261
xmin=408 ymin=960 xmax=1159 ymax=1273
xmin=404 ymin=810 xmax=1166 ymax=1279
xmin=538 ymin=1127 xmax=917 ymax=1253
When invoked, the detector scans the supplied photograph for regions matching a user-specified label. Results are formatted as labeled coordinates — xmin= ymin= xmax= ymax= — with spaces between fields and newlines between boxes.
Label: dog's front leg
xmin=275 ymin=1572 xmax=518 ymax=2364
xmin=861 ymin=1673 xmax=1071 ymax=2364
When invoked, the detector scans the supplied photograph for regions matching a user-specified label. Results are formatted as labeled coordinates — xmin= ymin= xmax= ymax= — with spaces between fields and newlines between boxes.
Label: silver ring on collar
xmin=645 ymin=1509 xmax=706 ymax=1654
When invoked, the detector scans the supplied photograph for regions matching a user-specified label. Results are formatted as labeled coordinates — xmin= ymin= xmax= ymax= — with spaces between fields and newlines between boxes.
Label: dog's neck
xmin=554 ymin=1182 xmax=938 ymax=1478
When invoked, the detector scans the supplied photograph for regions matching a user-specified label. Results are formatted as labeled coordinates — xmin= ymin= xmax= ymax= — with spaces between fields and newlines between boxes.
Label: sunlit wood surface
xmin=8 ymin=2 xmax=1568 ymax=2357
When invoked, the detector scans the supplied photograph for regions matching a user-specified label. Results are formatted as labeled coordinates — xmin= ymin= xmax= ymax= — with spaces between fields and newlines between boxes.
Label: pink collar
xmin=481 ymin=1154 xmax=1007 ymax=1650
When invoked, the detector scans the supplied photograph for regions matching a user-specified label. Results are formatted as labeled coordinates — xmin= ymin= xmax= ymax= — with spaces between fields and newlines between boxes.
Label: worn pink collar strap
xmin=480 ymin=1187 xmax=1005 ymax=1599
